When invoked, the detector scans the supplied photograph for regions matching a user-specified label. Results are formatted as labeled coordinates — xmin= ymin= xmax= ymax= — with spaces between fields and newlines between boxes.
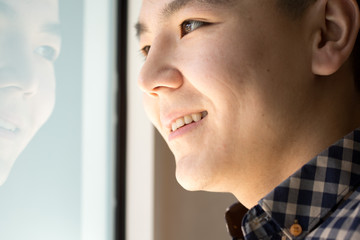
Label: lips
xmin=171 ymin=111 xmax=208 ymax=132
xmin=0 ymin=118 xmax=17 ymax=132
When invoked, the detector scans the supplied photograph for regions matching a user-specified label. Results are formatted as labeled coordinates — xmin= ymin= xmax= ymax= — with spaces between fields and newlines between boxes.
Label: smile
xmin=0 ymin=118 xmax=17 ymax=132
xmin=171 ymin=111 xmax=208 ymax=132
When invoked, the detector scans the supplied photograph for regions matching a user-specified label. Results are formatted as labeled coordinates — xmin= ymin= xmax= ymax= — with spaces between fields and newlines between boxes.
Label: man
xmin=136 ymin=0 xmax=360 ymax=239
xmin=0 ymin=0 xmax=61 ymax=185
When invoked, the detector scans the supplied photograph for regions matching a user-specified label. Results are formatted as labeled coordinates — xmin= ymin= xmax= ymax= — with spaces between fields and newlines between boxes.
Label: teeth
xmin=184 ymin=115 xmax=193 ymax=124
xmin=176 ymin=118 xmax=185 ymax=128
xmin=0 ymin=118 xmax=16 ymax=132
xmin=192 ymin=113 xmax=201 ymax=122
xmin=172 ymin=122 xmax=177 ymax=132
xmin=171 ymin=111 xmax=207 ymax=132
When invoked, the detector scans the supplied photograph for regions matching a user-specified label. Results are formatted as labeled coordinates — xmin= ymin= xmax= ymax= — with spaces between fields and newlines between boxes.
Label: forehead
xmin=0 ymin=0 xmax=59 ymax=21
xmin=0 ymin=0 xmax=60 ymax=38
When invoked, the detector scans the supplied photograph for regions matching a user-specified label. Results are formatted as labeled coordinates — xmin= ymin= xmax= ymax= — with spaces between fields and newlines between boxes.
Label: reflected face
xmin=138 ymin=0 xmax=315 ymax=192
xmin=0 ymin=0 xmax=61 ymax=185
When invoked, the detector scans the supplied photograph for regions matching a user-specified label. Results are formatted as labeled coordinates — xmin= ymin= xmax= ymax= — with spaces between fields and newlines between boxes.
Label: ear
xmin=312 ymin=0 xmax=360 ymax=76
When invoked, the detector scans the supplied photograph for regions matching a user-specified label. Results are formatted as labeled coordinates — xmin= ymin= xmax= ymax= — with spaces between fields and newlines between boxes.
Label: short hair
xmin=277 ymin=0 xmax=360 ymax=90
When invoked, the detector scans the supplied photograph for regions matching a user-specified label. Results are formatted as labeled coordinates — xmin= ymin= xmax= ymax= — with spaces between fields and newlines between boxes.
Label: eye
xmin=140 ymin=45 xmax=151 ymax=58
xmin=180 ymin=20 xmax=209 ymax=38
xmin=34 ymin=45 xmax=58 ymax=62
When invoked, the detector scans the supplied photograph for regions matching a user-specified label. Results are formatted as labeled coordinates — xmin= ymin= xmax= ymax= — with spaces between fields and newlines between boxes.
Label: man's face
xmin=0 ymin=0 xmax=60 ymax=185
xmin=138 ymin=0 xmax=315 ymax=193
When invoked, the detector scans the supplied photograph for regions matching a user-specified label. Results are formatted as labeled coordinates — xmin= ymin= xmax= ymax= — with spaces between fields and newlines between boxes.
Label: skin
xmin=138 ymin=0 xmax=360 ymax=208
xmin=0 ymin=0 xmax=61 ymax=185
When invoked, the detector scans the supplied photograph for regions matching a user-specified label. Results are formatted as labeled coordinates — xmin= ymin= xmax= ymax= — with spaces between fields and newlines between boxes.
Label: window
xmin=0 ymin=0 xmax=118 ymax=239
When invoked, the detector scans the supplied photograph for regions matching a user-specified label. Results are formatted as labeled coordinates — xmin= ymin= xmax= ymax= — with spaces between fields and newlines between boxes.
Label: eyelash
xmin=34 ymin=45 xmax=58 ymax=62
xmin=140 ymin=19 xmax=209 ymax=58
xmin=140 ymin=45 xmax=151 ymax=58
xmin=179 ymin=20 xmax=208 ymax=38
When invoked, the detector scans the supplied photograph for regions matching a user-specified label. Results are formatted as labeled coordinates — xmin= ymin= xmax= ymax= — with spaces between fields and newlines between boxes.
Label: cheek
xmin=181 ymin=33 xmax=284 ymax=134
xmin=181 ymin=28 xmax=264 ymax=94
xmin=181 ymin=41 xmax=256 ymax=123
xmin=30 ymin=66 xmax=56 ymax=128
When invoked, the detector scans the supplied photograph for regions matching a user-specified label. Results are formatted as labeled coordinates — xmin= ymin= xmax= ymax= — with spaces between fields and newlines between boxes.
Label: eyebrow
xmin=135 ymin=0 xmax=234 ymax=39
xmin=42 ymin=23 xmax=62 ymax=38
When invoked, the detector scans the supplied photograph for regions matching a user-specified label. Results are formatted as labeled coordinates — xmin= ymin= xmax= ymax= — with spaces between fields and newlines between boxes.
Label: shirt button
xmin=290 ymin=220 xmax=303 ymax=237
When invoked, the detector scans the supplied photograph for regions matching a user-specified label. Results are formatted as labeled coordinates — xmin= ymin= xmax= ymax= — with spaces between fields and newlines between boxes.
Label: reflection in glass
xmin=0 ymin=0 xmax=61 ymax=185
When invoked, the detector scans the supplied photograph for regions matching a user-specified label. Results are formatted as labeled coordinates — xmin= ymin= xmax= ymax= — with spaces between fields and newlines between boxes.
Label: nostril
xmin=0 ymin=65 xmax=38 ymax=94
xmin=146 ymin=91 xmax=158 ymax=97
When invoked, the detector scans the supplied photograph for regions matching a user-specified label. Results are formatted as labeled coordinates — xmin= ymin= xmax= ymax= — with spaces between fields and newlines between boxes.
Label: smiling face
xmin=138 ymin=0 xmax=321 ymax=201
xmin=0 ymin=0 xmax=60 ymax=185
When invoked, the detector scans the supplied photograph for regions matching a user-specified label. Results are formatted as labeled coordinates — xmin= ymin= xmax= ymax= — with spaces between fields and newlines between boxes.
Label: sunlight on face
xmin=138 ymin=0 xmax=314 ymax=194
xmin=0 ymin=0 xmax=61 ymax=185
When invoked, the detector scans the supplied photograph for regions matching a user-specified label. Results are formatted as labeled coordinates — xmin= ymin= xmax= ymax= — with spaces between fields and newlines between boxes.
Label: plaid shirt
xmin=225 ymin=129 xmax=360 ymax=240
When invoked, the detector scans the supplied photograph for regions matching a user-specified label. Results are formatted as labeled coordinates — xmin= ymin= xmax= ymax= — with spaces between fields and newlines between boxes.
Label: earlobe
xmin=312 ymin=0 xmax=360 ymax=76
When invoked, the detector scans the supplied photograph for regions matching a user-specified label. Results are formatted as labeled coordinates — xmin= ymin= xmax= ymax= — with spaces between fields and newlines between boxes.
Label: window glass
xmin=0 ymin=0 xmax=116 ymax=239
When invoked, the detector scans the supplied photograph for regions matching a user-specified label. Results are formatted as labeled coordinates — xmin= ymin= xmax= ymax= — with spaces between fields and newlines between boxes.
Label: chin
xmin=175 ymin=164 xmax=217 ymax=192
xmin=174 ymin=152 xmax=228 ymax=192
xmin=0 ymin=168 xmax=11 ymax=186
xmin=0 ymin=155 xmax=18 ymax=186
xmin=0 ymin=176 xmax=6 ymax=186
xmin=176 ymin=177 xmax=203 ymax=192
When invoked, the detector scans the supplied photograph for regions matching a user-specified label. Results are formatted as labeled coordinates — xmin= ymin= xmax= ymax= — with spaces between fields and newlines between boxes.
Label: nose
xmin=0 ymin=61 xmax=38 ymax=96
xmin=0 ymin=35 xmax=39 ymax=96
xmin=138 ymin=37 xmax=183 ymax=97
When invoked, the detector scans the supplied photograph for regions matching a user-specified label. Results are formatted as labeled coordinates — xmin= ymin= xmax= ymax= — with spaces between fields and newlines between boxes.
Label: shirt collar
xmin=226 ymin=128 xmax=360 ymax=239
